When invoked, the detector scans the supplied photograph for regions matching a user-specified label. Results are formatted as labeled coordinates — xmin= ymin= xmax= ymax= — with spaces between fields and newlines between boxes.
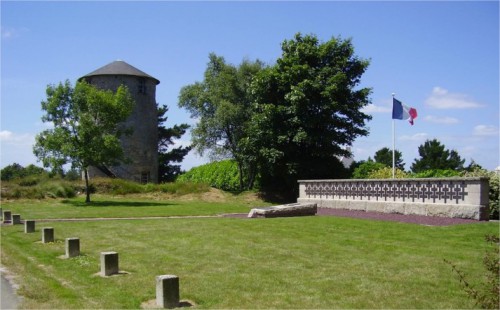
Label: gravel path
xmin=315 ymin=208 xmax=484 ymax=226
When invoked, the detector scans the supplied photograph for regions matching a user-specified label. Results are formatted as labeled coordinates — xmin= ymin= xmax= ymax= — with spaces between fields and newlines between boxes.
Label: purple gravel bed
xmin=225 ymin=208 xmax=487 ymax=226
xmin=316 ymin=208 xmax=483 ymax=226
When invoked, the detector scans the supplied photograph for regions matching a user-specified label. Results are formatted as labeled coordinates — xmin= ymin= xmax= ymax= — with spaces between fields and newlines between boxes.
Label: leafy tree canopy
xmin=250 ymin=33 xmax=372 ymax=194
xmin=33 ymin=80 xmax=135 ymax=202
xmin=178 ymin=53 xmax=265 ymax=189
xmin=374 ymin=147 xmax=405 ymax=170
xmin=410 ymin=139 xmax=465 ymax=173
xmin=1 ymin=163 xmax=47 ymax=181
xmin=352 ymin=160 xmax=386 ymax=179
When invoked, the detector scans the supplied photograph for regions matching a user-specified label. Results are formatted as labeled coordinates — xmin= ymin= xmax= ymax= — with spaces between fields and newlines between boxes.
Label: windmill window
xmin=138 ymin=79 xmax=147 ymax=94
xmin=141 ymin=171 xmax=150 ymax=184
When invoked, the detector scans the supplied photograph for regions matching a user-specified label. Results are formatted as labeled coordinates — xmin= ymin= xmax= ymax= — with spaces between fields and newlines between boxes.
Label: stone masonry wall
xmin=298 ymin=177 xmax=489 ymax=220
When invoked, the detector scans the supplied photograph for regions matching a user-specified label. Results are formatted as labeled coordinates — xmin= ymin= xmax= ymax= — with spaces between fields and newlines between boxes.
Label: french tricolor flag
xmin=392 ymin=97 xmax=417 ymax=125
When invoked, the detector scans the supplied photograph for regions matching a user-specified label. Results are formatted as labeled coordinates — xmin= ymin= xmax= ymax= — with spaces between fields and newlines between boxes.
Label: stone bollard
xmin=3 ymin=210 xmax=12 ymax=223
xmin=25 ymin=220 xmax=35 ymax=233
xmin=100 ymin=252 xmax=119 ymax=276
xmin=12 ymin=214 xmax=21 ymax=225
xmin=156 ymin=275 xmax=180 ymax=309
xmin=65 ymin=238 xmax=80 ymax=258
xmin=42 ymin=227 xmax=54 ymax=243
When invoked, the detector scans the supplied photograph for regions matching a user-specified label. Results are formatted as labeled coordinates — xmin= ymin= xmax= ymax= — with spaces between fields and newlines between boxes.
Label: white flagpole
xmin=392 ymin=93 xmax=396 ymax=179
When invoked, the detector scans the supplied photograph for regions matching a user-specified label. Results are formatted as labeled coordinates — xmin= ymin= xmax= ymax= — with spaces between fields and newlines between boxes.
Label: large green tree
xmin=178 ymin=53 xmax=265 ymax=189
xmin=0 ymin=163 xmax=47 ymax=181
xmin=410 ymin=139 xmax=465 ymax=173
xmin=33 ymin=80 xmax=134 ymax=202
xmin=250 ymin=33 xmax=372 ymax=194
xmin=157 ymin=104 xmax=191 ymax=182
xmin=374 ymin=147 xmax=405 ymax=170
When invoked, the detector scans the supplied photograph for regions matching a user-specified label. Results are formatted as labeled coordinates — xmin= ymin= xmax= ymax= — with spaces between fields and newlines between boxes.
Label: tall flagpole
xmin=392 ymin=93 xmax=396 ymax=179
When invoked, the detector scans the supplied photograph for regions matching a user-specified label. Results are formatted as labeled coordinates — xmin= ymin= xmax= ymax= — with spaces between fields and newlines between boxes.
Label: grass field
xmin=0 ymin=191 xmax=263 ymax=219
xmin=1 ymin=195 xmax=498 ymax=309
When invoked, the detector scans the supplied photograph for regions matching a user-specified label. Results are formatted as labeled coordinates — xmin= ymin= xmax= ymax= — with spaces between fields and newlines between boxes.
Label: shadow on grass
xmin=61 ymin=200 xmax=177 ymax=208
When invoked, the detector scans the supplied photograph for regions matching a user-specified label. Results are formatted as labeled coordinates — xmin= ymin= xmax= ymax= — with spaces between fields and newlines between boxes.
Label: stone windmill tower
xmin=79 ymin=60 xmax=160 ymax=183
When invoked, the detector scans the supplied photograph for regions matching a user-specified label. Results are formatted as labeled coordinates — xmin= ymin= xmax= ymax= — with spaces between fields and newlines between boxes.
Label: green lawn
xmin=0 ymin=195 xmax=257 ymax=219
xmin=1 ymin=197 xmax=498 ymax=309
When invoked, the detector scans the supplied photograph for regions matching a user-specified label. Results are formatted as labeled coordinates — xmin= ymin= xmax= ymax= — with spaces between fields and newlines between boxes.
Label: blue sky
xmin=1 ymin=1 xmax=499 ymax=172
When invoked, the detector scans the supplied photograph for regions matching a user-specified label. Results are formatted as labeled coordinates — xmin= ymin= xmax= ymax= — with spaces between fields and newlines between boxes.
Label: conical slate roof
xmin=80 ymin=60 xmax=160 ymax=84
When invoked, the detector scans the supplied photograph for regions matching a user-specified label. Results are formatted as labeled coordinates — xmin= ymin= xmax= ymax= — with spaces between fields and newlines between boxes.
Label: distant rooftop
xmin=80 ymin=60 xmax=160 ymax=84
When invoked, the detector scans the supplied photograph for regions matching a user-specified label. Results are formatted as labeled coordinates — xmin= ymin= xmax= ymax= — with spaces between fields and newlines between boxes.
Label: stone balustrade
xmin=298 ymin=177 xmax=489 ymax=220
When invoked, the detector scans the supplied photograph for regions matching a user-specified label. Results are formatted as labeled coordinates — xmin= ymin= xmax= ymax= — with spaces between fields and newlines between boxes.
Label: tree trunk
xmin=237 ymin=161 xmax=244 ymax=191
xmin=247 ymin=165 xmax=256 ymax=190
xmin=84 ymin=168 xmax=91 ymax=203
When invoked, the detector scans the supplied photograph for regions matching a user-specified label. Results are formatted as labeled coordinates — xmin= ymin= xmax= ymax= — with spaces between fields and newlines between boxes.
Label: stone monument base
xmin=248 ymin=203 xmax=317 ymax=218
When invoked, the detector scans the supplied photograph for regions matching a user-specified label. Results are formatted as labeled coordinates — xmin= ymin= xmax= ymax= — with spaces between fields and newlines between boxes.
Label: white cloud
xmin=0 ymin=131 xmax=13 ymax=140
xmin=425 ymin=87 xmax=484 ymax=109
xmin=0 ymin=131 xmax=37 ymax=167
xmin=423 ymin=115 xmax=459 ymax=125
xmin=473 ymin=125 xmax=498 ymax=136
xmin=361 ymin=104 xmax=391 ymax=114
xmin=0 ymin=130 xmax=34 ymax=145
xmin=399 ymin=133 xmax=428 ymax=142
xmin=1 ymin=26 xmax=29 ymax=39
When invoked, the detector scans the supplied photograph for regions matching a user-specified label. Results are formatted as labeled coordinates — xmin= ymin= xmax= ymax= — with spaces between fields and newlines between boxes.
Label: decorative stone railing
xmin=297 ymin=178 xmax=489 ymax=220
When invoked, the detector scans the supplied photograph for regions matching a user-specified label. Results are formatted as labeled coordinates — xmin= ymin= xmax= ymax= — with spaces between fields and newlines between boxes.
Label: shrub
xmin=410 ymin=169 xmax=461 ymax=178
xmin=18 ymin=175 xmax=43 ymax=187
xmin=1 ymin=179 xmax=76 ymax=199
xmin=352 ymin=161 xmax=386 ymax=179
xmin=462 ymin=167 xmax=499 ymax=220
xmin=177 ymin=160 xmax=241 ymax=191
xmin=41 ymin=181 xmax=76 ymax=198
xmin=1 ymin=163 xmax=48 ymax=181
xmin=367 ymin=167 xmax=409 ymax=179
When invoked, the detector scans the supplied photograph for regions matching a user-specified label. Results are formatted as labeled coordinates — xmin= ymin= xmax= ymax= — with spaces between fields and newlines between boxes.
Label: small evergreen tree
xmin=411 ymin=139 xmax=465 ymax=173
xmin=157 ymin=104 xmax=191 ymax=182
xmin=374 ymin=147 xmax=405 ymax=170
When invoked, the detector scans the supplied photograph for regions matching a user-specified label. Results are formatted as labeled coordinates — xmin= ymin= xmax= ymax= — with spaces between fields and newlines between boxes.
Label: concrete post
xmin=100 ymin=252 xmax=119 ymax=276
xmin=156 ymin=275 xmax=180 ymax=309
xmin=12 ymin=214 xmax=21 ymax=225
xmin=25 ymin=220 xmax=35 ymax=233
xmin=3 ymin=211 xmax=12 ymax=223
xmin=42 ymin=227 xmax=54 ymax=243
xmin=65 ymin=238 xmax=80 ymax=258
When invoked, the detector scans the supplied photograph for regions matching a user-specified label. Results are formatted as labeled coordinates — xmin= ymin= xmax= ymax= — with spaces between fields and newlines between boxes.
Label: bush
xmin=80 ymin=177 xmax=210 ymax=196
xmin=462 ymin=167 xmax=499 ymax=220
xmin=352 ymin=161 xmax=386 ymax=179
xmin=177 ymin=160 xmax=241 ymax=191
xmin=410 ymin=169 xmax=461 ymax=178
xmin=18 ymin=175 xmax=44 ymax=187
xmin=41 ymin=181 xmax=76 ymax=198
xmin=1 ymin=163 xmax=48 ymax=181
xmin=367 ymin=167 xmax=409 ymax=179
xmin=1 ymin=179 xmax=76 ymax=199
